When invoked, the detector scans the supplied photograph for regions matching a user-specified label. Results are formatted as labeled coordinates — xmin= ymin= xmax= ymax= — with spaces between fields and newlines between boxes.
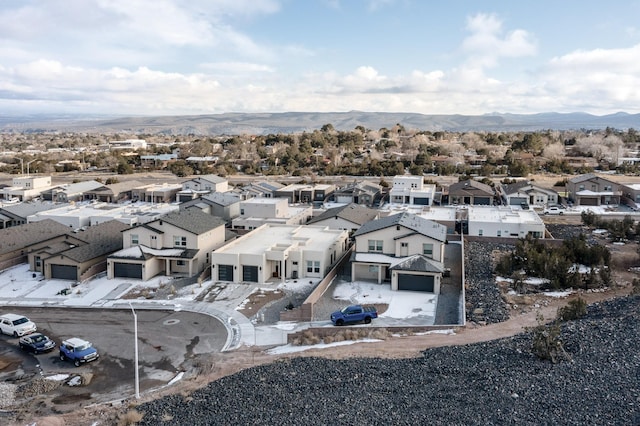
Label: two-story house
xmin=232 ymin=197 xmax=313 ymax=231
xmin=333 ymin=181 xmax=383 ymax=207
xmin=107 ymin=209 xmax=227 ymax=280
xmin=566 ymin=173 xmax=622 ymax=206
xmin=177 ymin=175 xmax=229 ymax=202
xmin=389 ymin=175 xmax=436 ymax=206
xmin=350 ymin=212 xmax=447 ymax=293
xmin=307 ymin=203 xmax=379 ymax=234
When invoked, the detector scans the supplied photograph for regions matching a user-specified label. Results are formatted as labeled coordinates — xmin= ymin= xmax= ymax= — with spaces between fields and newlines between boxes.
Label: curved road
xmin=0 ymin=306 xmax=228 ymax=408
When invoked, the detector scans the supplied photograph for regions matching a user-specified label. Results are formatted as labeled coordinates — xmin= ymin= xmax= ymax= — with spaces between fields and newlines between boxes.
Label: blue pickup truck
xmin=330 ymin=305 xmax=378 ymax=326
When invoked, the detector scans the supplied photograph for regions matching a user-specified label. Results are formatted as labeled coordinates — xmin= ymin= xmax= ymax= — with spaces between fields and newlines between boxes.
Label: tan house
xmin=36 ymin=220 xmax=130 ymax=281
xmin=351 ymin=212 xmax=447 ymax=293
xmin=107 ymin=209 xmax=227 ymax=280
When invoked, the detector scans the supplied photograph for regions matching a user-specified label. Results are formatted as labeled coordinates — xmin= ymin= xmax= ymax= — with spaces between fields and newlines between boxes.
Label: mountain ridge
xmin=1 ymin=111 xmax=639 ymax=135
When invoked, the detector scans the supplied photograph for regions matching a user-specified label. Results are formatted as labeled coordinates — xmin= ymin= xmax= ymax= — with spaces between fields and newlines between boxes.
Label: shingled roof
xmin=0 ymin=219 xmax=71 ymax=255
xmin=307 ymin=203 xmax=378 ymax=226
xmin=352 ymin=212 xmax=447 ymax=242
xmin=57 ymin=220 xmax=130 ymax=262
xmin=389 ymin=254 xmax=445 ymax=273
xmin=152 ymin=209 xmax=226 ymax=235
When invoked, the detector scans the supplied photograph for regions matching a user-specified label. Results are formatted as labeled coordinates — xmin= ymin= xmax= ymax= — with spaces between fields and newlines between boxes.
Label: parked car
xmin=19 ymin=333 xmax=56 ymax=354
xmin=543 ymin=206 xmax=566 ymax=215
xmin=0 ymin=313 xmax=37 ymax=337
xmin=330 ymin=305 xmax=378 ymax=326
xmin=59 ymin=338 xmax=99 ymax=367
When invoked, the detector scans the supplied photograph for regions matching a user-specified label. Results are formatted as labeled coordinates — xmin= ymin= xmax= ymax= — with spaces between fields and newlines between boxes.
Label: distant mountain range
xmin=1 ymin=111 xmax=639 ymax=135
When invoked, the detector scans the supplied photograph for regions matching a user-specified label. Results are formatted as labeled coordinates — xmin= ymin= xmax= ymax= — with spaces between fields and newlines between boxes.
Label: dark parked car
xmin=18 ymin=333 xmax=56 ymax=354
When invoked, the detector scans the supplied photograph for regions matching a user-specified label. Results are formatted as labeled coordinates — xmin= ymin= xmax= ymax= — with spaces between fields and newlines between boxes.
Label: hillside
xmin=1 ymin=111 xmax=640 ymax=135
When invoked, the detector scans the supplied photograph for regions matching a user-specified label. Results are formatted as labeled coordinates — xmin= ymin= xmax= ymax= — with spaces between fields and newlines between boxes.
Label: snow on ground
xmin=0 ymin=264 xmax=197 ymax=306
xmin=331 ymin=281 xmax=438 ymax=319
xmin=266 ymin=338 xmax=383 ymax=355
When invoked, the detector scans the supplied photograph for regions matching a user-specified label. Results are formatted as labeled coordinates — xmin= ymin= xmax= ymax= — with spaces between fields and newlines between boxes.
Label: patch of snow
xmin=542 ymin=290 xmax=573 ymax=298
xmin=266 ymin=338 xmax=382 ymax=355
xmin=167 ymin=371 xmax=184 ymax=386
xmin=45 ymin=374 xmax=70 ymax=381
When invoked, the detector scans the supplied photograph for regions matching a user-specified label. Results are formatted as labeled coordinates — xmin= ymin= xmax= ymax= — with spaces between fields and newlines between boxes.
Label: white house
xmin=1 ymin=175 xmax=53 ymax=201
xmin=389 ymin=175 xmax=436 ymax=206
xmin=210 ymin=224 xmax=349 ymax=284
xmin=351 ymin=212 xmax=447 ymax=293
xmin=232 ymin=197 xmax=313 ymax=231
xmin=466 ymin=206 xmax=545 ymax=238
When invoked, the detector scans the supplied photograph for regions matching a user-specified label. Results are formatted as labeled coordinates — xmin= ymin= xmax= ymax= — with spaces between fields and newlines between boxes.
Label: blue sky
xmin=1 ymin=0 xmax=639 ymax=116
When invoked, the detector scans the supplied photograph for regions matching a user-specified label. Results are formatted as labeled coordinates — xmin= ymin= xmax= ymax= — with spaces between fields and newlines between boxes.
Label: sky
xmin=1 ymin=0 xmax=640 ymax=116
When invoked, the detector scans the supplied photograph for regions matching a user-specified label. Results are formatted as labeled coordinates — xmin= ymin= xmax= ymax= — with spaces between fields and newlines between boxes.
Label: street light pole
xmin=129 ymin=303 xmax=140 ymax=399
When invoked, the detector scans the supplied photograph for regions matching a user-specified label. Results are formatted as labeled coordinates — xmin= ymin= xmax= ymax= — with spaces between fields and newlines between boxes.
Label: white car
xmin=543 ymin=206 xmax=566 ymax=215
xmin=0 ymin=313 xmax=37 ymax=337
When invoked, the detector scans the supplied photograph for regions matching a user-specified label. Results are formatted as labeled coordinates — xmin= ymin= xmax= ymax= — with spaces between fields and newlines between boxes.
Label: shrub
xmin=528 ymin=313 xmax=572 ymax=364
xmin=118 ymin=409 xmax=144 ymax=426
xmin=557 ymin=297 xmax=587 ymax=321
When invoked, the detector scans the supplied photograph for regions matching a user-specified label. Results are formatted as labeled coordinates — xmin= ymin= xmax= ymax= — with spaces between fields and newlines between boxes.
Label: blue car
xmin=18 ymin=333 xmax=56 ymax=354
xmin=59 ymin=337 xmax=99 ymax=367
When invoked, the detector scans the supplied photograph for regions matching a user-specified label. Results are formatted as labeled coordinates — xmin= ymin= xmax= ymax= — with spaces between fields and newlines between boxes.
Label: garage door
xmin=218 ymin=264 xmax=234 ymax=281
xmin=413 ymin=197 xmax=430 ymax=205
xmin=51 ymin=264 xmax=77 ymax=280
xmin=509 ymin=197 xmax=527 ymax=205
xmin=242 ymin=265 xmax=258 ymax=282
xmin=474 ymin=197 xmax=491 ymax=205
xmin=114 ymin=263 xmax=143 ymax=279
xmin=398 ymin=274 xmax=434 ymax=292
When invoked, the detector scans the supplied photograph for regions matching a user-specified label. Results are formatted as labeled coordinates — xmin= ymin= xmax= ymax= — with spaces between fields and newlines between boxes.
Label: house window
xmin=423 ymin=243 xmax=433 ymax=257
xmin=307 ymin=261 xmax=313 ymax=273
xmin=497 ymin=230 xmax=502 ymax=237
xmin=579 ymin=185 xmax=585 ymax=190
xmin=314 ymin=261 xmax=320 ymax=273
xmin=131 ymin=234 xmax=139 ymax=245
xmin=369 ymin=265 xmax=379 ymax=273
xmin=368 ymin=240 xmax=383 ymax=252
xmin=604 ymin=185 xmax=612 ymax=191
xmin=151 ymin=235 xmax=157 ymax=241
xmin=174 ymin=236 xmax=187 ymax=247
xmin=478 ymin=229 xmax=483 ymax=236
xmin=240 ymin=208 xmax=245 ymax=215
xmin=401 ymin=242 xmax=408 ymax=248
xmin=35 ymin=256 xmax=41 ymax=268
xmin=177 ymin=260 xmax=185 ymax=266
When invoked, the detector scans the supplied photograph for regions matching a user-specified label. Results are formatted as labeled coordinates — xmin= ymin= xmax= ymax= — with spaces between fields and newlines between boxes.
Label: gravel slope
xmin=136 ymin=295 xmax=640 ymax=426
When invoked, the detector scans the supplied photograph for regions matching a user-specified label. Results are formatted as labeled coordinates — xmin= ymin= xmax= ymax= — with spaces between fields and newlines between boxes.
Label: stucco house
xmin=177 ymin=175 xmax=228 ymax=202
xmin=350 ymin=212 xmax=447 ymax=293
xmin=35 ymin=220 xmax=130 ymax=281
xmin=307 ymin=203 xmax=379 ymax=234
xmin=0 ymin=219 xmax=71 ymax=272
xmin=40 ymin=180 xmax=104 ymax=203
xmin=389 ymin=175 xmax=436 ymax=206
xmin=232 ymin=197 xmax=312 ymax=231
xmin=446 ymin=179 xmax=495 ymax=205
xmin=210 ymin=223 xmax=349 ymax=284
xmin=180 ymin=191 xmax=241 ymax=222
xmin=566 ymin=173 xmax=622 ymax=206
xmin=333 ymin=181 xmax=383 ymax=207
xmin=499 ymin=180 xmax=560 ymax=207
xmin=107 ymin=209 xmax=227 ymax=280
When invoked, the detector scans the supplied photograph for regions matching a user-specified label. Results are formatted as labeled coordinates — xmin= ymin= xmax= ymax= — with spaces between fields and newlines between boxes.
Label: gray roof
xmin=308 ymin=203 xmax=378 ymax=226
xmin=153 ymin=209 xmax=226 ymax=235
xmin=568 ymin=173 xmax=598 ymax=184
xmin=0 ymin=219 xmax=72 ymax=255
xmin=58 ymin=220 xmax=130 ymax=262
xmin=389 ymin=254 xmax=444 ymax=273
xmin=88 ymin=180 xmax=146 ymax=194
xmin=352 ymin=212 xmax=447 ymax=242
xmin=500 ymin=180 xmax=530 ymax=195
xmin=448 ymin=179 xmax=494 ymax=196
xmin=49 ymin=180 xmax=103 ymax=194
xmin=1 ymin=202 xmax=69 ymax=220
xmin=193 ymin=174 xmax=227 ymax=184
xmin=202 ymin=192 xmax=240 ymax=206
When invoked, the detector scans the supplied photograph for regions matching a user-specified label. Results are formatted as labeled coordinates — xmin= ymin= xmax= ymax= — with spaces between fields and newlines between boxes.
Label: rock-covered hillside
xmin=135 ymin=295 xmax=640 ymax=426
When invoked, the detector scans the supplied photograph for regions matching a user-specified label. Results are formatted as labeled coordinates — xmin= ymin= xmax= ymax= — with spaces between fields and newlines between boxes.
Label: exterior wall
xmin=394 ymin=233 xmax=444 ymax=262
xmin=43 ymin=255 xmax=106 ymax=281
xmin=240 ymin=198 xmax=288 ymax=218
xmin=467 ymin=220 xmax=544 ymax=238
xmin=106 ymin=257 xmax=161 ymax=280
xmin=123 ymin=227 xmax=163 ymax=249
xmin=310 ymin=217 xmax=360 ymax=233
xmin=13 ymin=176 xmax=52 ymax=189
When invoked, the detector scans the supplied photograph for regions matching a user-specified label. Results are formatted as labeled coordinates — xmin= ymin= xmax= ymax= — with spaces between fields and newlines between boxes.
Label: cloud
xmin=462 ymin=13 xmax=537 ymax=69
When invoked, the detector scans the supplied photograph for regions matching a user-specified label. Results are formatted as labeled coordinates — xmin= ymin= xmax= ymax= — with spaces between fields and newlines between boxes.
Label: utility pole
xmin=129 ymin=303 xmax=140 ymax=399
